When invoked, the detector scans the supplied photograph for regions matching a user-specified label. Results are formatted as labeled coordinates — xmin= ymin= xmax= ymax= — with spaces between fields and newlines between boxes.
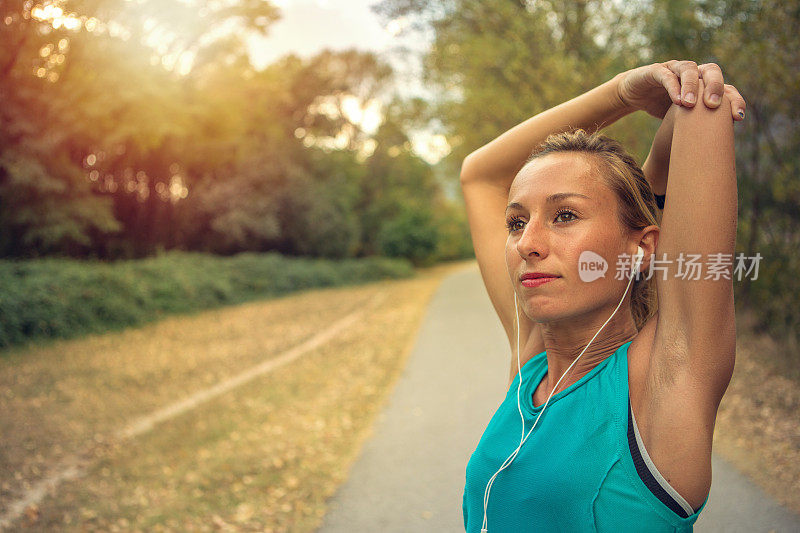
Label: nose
xmin=516 ymin=217 xmax=548 ymax=259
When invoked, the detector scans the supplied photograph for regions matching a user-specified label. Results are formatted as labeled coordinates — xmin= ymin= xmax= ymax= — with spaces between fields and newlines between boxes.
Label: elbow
xmin=460 ymin=147 xmax=490 ymax=185
xmin=459 ymin=152 xmax=477 ymax=185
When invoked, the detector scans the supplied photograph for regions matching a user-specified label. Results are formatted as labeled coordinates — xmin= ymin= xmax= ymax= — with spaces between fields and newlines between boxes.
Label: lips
xmin=520 ymin=275 xmax=559 ymax=288
xmin=520 ymin=272 xmax=560 ymax=281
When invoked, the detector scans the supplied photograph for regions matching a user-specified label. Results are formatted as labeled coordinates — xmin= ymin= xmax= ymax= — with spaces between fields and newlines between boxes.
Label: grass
xmin=0 ymin=259 xmax=469 ymax=531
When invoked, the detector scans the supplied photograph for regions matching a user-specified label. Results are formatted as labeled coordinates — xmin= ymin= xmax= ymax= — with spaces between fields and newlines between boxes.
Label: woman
xmin=459 ymin=60 xmax=746 ymax=532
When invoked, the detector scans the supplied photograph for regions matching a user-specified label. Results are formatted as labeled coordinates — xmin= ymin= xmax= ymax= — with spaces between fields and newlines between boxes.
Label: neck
xmin=537 ymin=305 xmax=638 ymax=396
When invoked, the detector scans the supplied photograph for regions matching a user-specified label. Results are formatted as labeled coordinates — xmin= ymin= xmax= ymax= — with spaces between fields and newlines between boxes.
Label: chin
xmin=520 ymin=300 xmax=565 ymax=323
xmin=520 ymin=291 xmax=586 ymax=324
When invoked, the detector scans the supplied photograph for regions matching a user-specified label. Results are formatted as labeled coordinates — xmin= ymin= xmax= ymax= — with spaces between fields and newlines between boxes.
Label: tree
xmin=372 ymin=0 xmax=649 ymax=164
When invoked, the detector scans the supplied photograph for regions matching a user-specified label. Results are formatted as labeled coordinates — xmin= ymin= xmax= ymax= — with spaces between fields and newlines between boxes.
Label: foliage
xmin=373 ymin=0 xmax=653 ymax=163
xmin=0 ymin=250 xmax=415 ymax=350
xmin=377 ymin=206 xmax=440 ymax=266
xmin=0 ymin=0 xmax=471 ymax=267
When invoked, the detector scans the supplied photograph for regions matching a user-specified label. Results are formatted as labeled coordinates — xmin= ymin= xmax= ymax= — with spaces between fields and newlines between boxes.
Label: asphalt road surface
xmin=317 ymin=262 xmax=800 ymax=533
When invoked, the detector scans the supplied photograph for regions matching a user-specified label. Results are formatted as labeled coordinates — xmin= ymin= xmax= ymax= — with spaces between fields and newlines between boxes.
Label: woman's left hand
xmin=616 ymin=60 xmax=746 ymax=121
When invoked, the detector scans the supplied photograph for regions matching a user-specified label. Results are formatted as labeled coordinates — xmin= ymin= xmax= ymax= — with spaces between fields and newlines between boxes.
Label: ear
xmin=635 ymin=225 xmax=660 ymax=273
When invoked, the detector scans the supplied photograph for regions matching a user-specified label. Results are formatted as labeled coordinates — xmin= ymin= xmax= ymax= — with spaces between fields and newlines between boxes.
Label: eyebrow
xmin=506 ymin=192 xmax=591 ymax=212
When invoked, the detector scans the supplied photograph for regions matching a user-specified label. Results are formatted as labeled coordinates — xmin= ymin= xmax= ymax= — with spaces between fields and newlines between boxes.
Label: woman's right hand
xmin=616 ymin=61 xmax=746 ymax=121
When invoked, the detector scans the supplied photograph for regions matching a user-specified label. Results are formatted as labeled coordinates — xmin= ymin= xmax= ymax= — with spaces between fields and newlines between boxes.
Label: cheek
xmin=560 ymin=239 xmax=593 ymax=281
xmin=568 ymin=234 xmax=621 ymax=288
xmin=505 ymin=241 xmax=520 ymax=272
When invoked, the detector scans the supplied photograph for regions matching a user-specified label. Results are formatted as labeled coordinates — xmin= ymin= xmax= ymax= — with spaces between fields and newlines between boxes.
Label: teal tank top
xmin=462 ymin=340 xmax=709 ymax=532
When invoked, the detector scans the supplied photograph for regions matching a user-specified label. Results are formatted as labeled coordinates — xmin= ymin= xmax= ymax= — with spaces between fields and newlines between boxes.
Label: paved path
xmin=317 ymin=262 xmax=800 ymax=532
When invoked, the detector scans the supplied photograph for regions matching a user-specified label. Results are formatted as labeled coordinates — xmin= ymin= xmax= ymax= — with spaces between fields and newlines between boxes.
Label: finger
xmin=666 ymin=60 xmax=700 ymax=107
xmin=724 ymin=84 xmax=747 ymax=121
xmin=651 ymin=64 xmax=682 ymax=106
xmin=698 ymin=63 xmax=725 ymax=108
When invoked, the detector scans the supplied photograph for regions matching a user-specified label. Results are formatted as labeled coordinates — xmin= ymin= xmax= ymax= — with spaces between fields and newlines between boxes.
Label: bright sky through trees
xmin=246 ymin=0 xmax=447 ymax=163
xmin=247 ymin=0 xmax=397 ymax=69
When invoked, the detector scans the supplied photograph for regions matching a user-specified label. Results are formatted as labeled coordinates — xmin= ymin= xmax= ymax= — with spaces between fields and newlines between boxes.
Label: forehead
xmin=509 ymin=152 xmax=611 ymax=205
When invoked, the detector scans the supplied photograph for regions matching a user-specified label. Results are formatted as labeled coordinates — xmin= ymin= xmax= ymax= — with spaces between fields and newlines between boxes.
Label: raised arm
xmin=650 ymin=76 xmax=738 ymax=412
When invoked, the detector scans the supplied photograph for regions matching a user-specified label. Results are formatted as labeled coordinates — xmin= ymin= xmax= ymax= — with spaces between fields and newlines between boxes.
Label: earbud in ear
xmin=632 ymin=245 xmax=645 ymax=277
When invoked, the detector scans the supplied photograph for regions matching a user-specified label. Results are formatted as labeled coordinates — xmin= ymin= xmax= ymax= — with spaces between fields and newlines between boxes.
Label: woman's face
xmin=505 ymin=152 xmax=634 ymax=324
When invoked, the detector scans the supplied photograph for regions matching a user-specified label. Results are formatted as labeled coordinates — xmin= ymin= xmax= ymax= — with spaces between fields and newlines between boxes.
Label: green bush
xmin=431 ymin=200 xmax=475 ymax=262
xmin=0 ymin=251 xmax=415 ymax=351
xmin=377 ymin=208 xmax=440 ymax=267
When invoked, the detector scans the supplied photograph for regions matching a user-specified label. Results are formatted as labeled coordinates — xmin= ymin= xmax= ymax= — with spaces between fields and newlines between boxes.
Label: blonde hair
xmin=522 ymin=128 xmax=661 ymax=330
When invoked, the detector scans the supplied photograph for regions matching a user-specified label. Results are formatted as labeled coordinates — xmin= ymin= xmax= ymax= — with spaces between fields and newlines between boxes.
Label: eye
xmin=554 ymin=208 xmax=578 ymax=223
xmin=505 ymin=215 xmax=524 ymax=233
xmin=506 ymin=209 xmax=579 ymax=232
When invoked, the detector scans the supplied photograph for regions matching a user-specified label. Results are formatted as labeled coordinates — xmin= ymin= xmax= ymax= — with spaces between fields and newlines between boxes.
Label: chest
xmin=470 ymin=389 xmax=620 ymax=495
